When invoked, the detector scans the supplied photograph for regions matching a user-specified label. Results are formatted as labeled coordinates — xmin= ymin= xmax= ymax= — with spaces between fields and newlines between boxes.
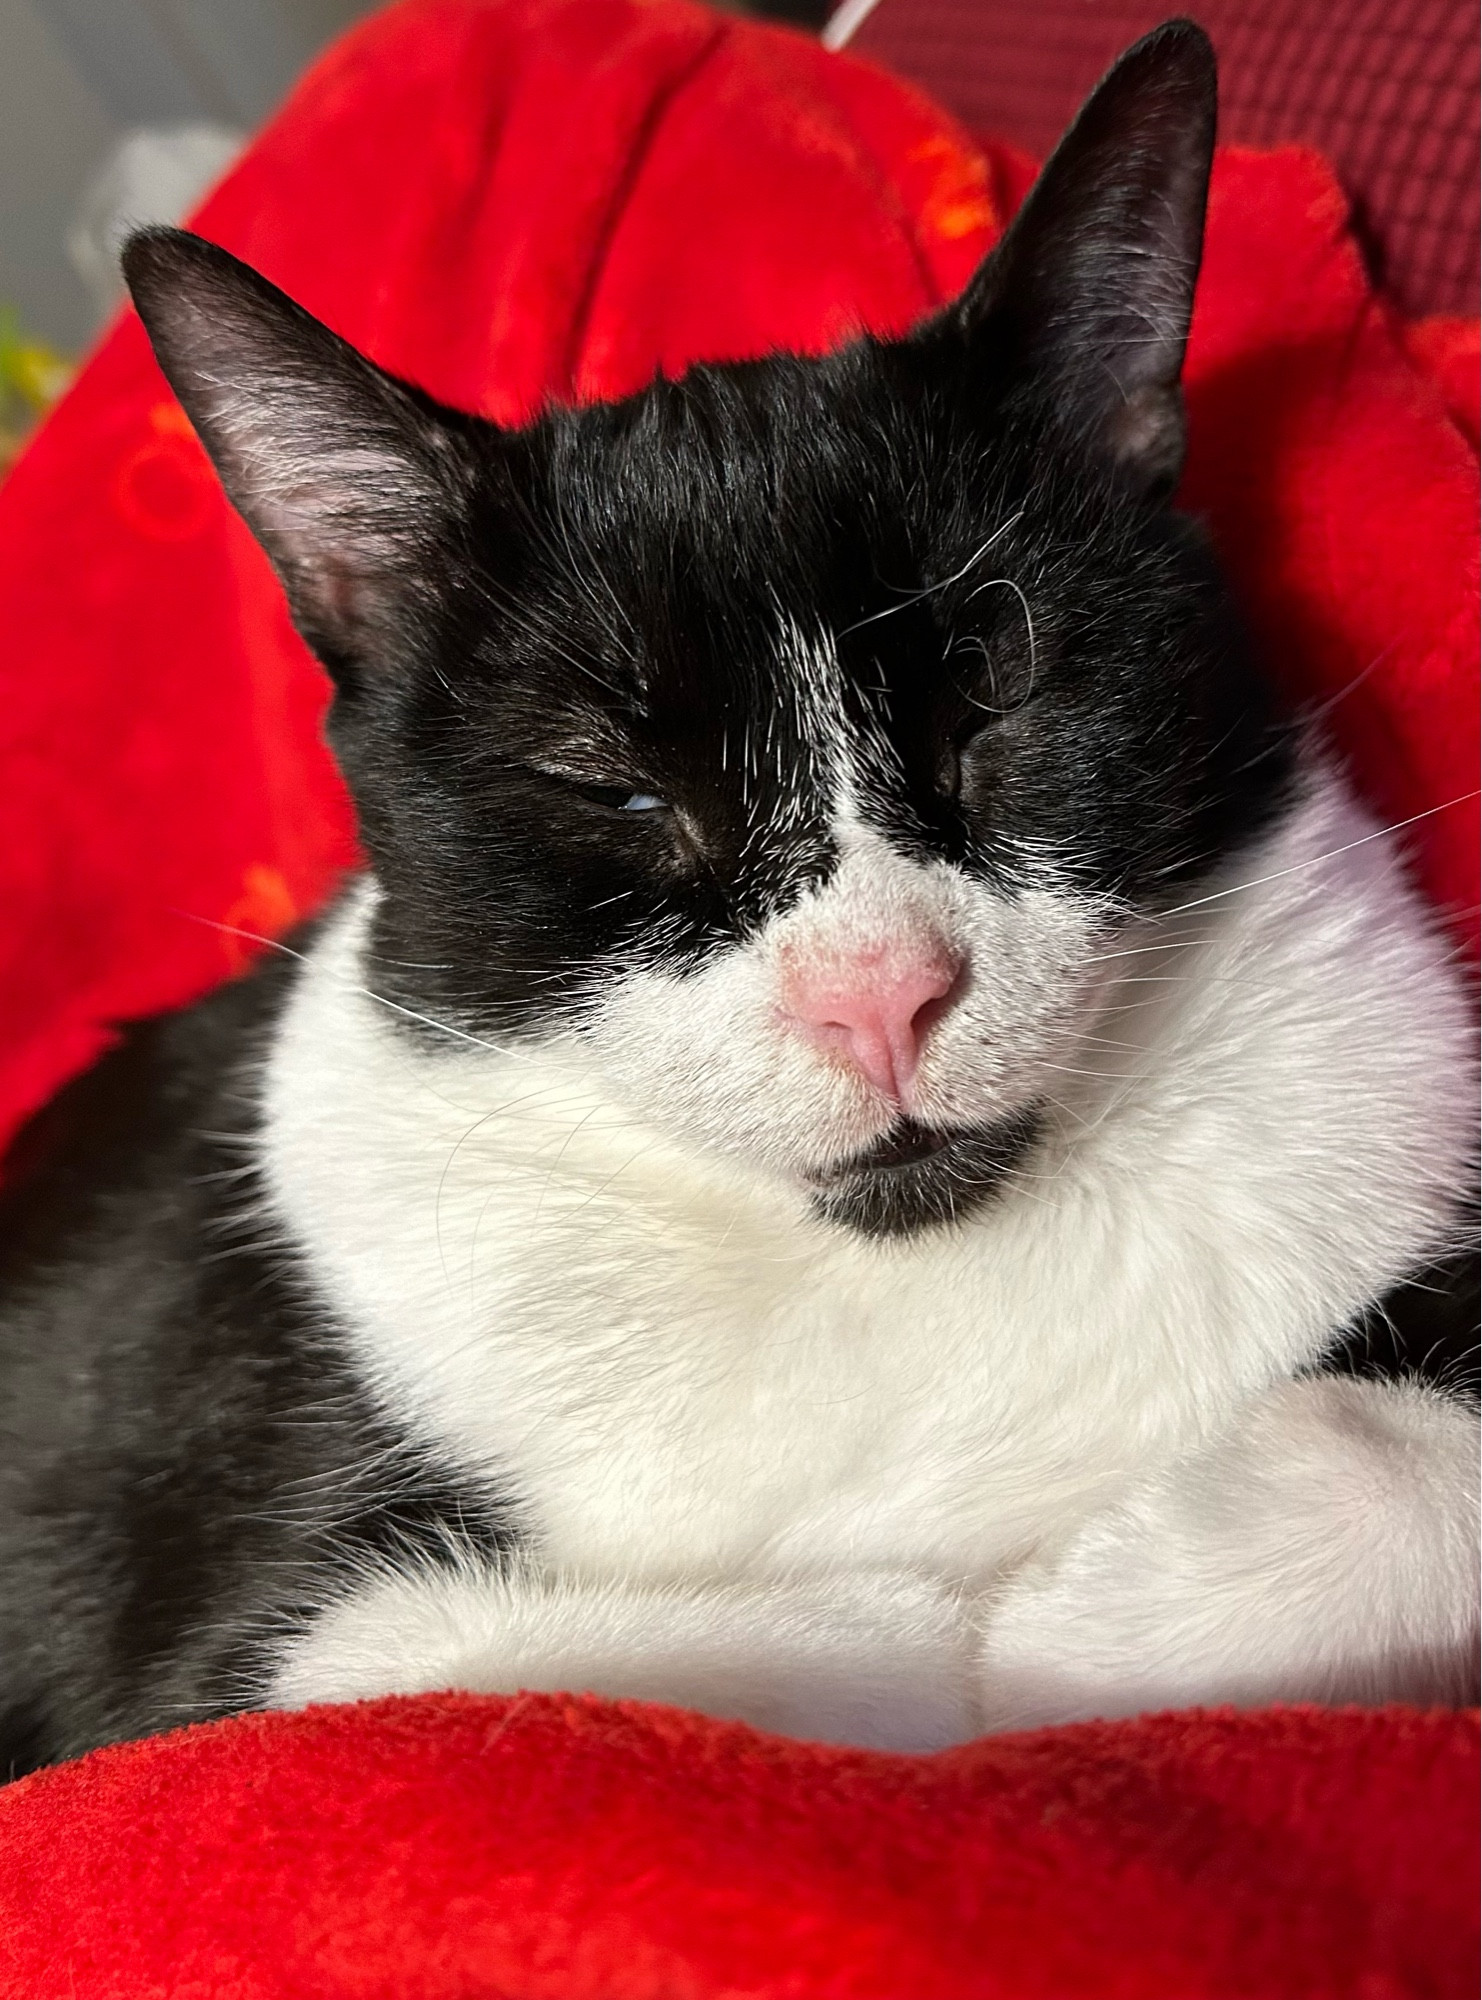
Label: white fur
xmin=976 ymin=1375 xmax=1480 ymax=1728
xmin=261 ymin=754 xmax=1478 ymax=1740
xmin=273 ymin=1563 xmax=976 ymax=1750
xmin=591 ymin=822 xmax=1109 ymax=1177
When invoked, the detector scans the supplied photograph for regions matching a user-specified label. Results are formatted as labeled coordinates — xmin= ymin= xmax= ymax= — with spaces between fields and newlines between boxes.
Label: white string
xmin=821 ymin=0 xmax=885 ymax=50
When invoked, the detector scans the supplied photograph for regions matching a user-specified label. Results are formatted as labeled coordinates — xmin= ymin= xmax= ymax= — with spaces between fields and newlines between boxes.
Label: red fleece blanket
xmin=0 ymin=1694 xmax=1475 ymax=1998
xmin=0 ymin=0 xmax=1476 ymax=1989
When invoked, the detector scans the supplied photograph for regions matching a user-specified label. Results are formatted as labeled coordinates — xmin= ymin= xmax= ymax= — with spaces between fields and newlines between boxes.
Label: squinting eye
xmin=571 ymin=780 xmax=671 ymax=813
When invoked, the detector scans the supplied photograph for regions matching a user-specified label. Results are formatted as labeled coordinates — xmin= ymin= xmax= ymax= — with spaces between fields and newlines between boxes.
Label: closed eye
xmin=576 ymin=784 xmax=670 ymax=813
xmin=521 ymin=759 xmax=673 ymax=816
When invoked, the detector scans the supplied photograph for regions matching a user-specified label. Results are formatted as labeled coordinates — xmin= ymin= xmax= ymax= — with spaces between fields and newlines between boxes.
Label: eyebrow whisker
xmin=838 ymin=511 xmax=1025 ymax=637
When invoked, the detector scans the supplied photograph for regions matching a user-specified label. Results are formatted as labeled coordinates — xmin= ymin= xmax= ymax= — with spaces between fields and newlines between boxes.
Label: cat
xmin=0 ymin=20 xmax=1475 ymax=1777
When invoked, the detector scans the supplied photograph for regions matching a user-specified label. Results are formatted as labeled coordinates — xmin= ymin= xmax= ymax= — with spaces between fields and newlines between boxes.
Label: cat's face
xmin=125 ymin=21 xmax=1290 ymax=1237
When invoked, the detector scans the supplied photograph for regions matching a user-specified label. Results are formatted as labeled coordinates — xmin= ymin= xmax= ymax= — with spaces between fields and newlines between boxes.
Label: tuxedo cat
xmin=0 ymin=21 xmax=1475 ymax=1776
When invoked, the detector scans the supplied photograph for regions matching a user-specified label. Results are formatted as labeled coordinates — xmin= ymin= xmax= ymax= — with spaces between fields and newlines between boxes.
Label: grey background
xmin=1 ymin=0 xmax=374 ymax=351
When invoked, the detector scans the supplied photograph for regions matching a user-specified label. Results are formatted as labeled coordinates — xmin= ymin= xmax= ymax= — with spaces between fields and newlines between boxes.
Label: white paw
xmin=975 ymin=1377 xmax=1480 ymax=1729
xmin=270 ymin=1559 xmax=980 ymax=1751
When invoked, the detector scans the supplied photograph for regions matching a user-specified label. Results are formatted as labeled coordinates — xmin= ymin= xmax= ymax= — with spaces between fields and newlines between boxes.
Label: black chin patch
xmin=808 ymin=1109 xmax=1043 ymax=1239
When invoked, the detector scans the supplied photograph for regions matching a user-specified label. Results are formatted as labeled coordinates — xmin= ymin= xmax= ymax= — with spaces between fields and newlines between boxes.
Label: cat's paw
xmin=270 ymin=1559 xmax=979 ymax=1751
xmin=974 ymin=1376 xmax=1480 ymax=1730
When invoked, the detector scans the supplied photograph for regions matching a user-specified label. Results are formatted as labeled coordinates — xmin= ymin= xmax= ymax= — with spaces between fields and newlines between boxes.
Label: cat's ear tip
xmin=122 ymin=229 xmax=270 ymax=333
xmin=1092 ymin=18 xmax=1217 ymax=131
xmin=1119 ymin=17 xmax=1216 ymax=83
xmin=1139 ymin=17 xmax=1215 ymax=58
xmin=123 ymin=226 xmax=219 ymax=292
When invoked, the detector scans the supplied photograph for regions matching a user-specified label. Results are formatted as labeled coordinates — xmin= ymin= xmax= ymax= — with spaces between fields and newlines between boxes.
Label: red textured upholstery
xmin=849 ymin=0 xmax=1481 ymax=317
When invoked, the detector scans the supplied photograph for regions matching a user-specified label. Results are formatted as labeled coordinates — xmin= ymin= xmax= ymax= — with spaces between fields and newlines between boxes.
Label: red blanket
xmin=0 ymin=1693 xmax=1476 ymax=1997
xmin=0 ymin=0 xmax=1475 ymax=1988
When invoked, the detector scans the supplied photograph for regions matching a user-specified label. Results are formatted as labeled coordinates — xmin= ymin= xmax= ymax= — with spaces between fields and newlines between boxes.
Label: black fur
xmin=811 ymin=1109 xmax=1044 ymax=1237
xmin=0 ymin=958 xmax=510 ymax=1777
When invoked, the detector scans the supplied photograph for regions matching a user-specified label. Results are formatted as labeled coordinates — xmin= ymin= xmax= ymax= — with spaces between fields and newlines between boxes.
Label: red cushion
xmin=849 ymin=0 xmax=1481 ymax=318
xmin=0 ymin=1693 xmax=1475 ymax=1997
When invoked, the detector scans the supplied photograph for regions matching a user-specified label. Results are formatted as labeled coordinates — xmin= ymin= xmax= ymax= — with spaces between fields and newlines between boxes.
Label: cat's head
xmin=124 ymin=19 xmax=1291 ymax=1238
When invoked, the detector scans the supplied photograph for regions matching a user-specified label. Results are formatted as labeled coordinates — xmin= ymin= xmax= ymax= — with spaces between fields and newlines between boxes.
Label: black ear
xmin=121 ymin=228 xmax=476 ymax=687
xmin=955 ymin=19 xmax=1216 ymax=495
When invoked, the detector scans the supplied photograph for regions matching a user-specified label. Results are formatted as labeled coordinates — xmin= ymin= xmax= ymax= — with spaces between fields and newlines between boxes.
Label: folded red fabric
xmin=0 ymin=1692 xmax=1474 ymax=1998
xmin=0 ymin=0 xmax=1475 ymax=1168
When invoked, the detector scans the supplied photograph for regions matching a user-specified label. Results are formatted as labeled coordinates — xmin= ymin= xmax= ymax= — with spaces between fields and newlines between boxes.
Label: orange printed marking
xmin=113 ymin=399 xmax=217 ymax=540
xmin=218 ymin=864 xmax=300 ymax=973
xmin=906 ymin=134 xmax=998 ymax=246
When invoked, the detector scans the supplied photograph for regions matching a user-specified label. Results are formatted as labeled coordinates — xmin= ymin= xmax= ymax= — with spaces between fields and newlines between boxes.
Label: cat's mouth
xmin=833 ymin=1119 xmax=954 ymax=1173
xmin=805 ymin=1109 xmax=1043 ymax=1240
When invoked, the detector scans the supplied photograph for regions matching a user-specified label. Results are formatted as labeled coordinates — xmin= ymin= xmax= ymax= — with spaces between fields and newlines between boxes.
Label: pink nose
xmin=781 ymin=949 xmax=961 ymax=1102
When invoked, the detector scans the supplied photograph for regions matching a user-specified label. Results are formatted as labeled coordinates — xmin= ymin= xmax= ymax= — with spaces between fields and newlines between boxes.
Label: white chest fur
xmin=260 ymin=766 xmax=1475 ymax=1597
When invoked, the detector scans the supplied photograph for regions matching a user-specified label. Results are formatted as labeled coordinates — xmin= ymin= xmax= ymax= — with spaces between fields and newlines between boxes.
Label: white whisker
xmin=172 ymin=909 xmax=519 ymax=1060
xmin=837 ymin=512 xmax=1025 ymax=636
xmin=1159 ymin=793 xmax=1480 ymax=920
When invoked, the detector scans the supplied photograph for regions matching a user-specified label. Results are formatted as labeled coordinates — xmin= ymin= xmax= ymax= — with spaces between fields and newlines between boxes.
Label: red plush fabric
xmin=1404 ymin=316 xmax=1482 ymax=452
xmin=0 ymin=1692 xmax=1475 ymax=1997
xmin=0 ymin=0 xmax=1475 ymax=1170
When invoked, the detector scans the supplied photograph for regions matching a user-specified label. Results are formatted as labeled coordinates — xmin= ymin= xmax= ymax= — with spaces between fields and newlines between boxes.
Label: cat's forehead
xmin=497 ymin=350 xmax=1012 ymax=704
xmin=537 ymin=348 xmax=947 ymax=572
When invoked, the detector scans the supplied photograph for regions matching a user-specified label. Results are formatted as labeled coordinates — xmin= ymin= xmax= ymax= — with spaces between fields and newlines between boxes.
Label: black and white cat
xmin=1 ymin=22 xmax=1476 ymax=1776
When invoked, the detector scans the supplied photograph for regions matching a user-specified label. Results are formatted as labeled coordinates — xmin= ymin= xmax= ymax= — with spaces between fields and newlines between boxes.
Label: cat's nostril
xmin=908 ymin=978 xmax=958 ymax=1046
xmin=782 ymin=950 xmax=963 ymax=1102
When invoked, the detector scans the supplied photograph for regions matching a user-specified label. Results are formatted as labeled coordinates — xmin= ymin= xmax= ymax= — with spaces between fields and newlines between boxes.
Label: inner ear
xmin=951 ymin=18 xmax=1217 ymax=496
xmin=121 ymin=227 xmax=481 ymax=689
